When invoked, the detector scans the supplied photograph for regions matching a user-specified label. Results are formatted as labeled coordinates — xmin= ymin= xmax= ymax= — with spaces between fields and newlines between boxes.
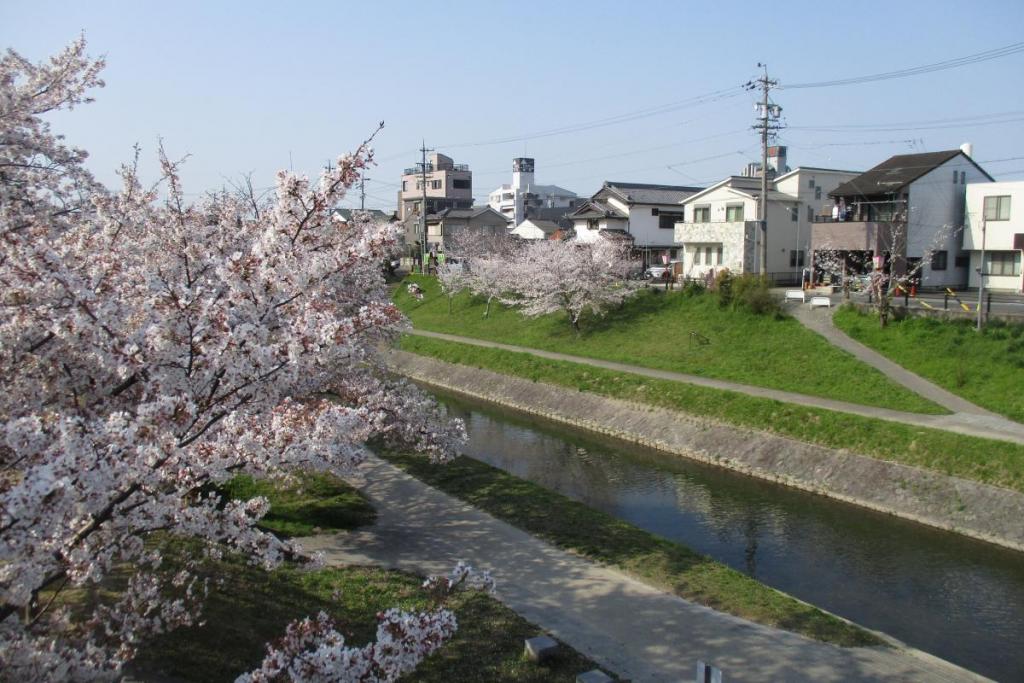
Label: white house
xmin=673 ymin=167 xmax=859 ymax=282
xmin=964 ymin=180 xmax=1024 ymax=291
xmin=487 ymin=158 xmax=577 ymax=226
xmin=569 ymin=181 xmax=702 ymax=266
xmin=814 ymin=147 xmax=993 ymax=288
xmin=510 ymin=218 xmax=561 ymax=240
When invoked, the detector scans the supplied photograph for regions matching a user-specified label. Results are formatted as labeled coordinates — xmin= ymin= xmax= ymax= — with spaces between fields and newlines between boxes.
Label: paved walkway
xmin=409 ymin=329 xmax=1024 ymax=445
xmin=302 ymin=457 xmax=986 ymax=683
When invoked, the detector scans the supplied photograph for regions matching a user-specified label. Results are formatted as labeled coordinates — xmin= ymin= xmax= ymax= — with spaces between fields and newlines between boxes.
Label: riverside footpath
xmin=302 ymin=457 xmax=985 ymax=683
xmin=406 ymin=328 xmax=1024 ymax=445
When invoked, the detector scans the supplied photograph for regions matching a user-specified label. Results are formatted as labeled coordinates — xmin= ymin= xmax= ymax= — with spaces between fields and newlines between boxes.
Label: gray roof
xmin=601 ymin=181 xmax=703 ymax=205
xmin=568 ymin=199 xmax=627 ymax=220
xmin=429 ymin=206 xmax=508 ymax=221
xmin=830 ymin=150 xmax=993 ymax=198
xmin=527 ymin=184 xmax=577 ymax=198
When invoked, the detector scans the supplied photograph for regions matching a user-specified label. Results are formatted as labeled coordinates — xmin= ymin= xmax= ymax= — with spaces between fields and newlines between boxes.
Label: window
xmin=452 ymin=178 xmax=471 ymax=190
xmin=984 ymin=195 xmax=1011 ymax=221
xmin=955 ymin=254 xmax=970 ymax=268
xmin=815 ymin=187 xmax=822 ymax=200
xmin=807 ymin=205 xmax=814 ymax=222
xmin=659 ymin=212 xmax=684 ymax=230
xmin=953 ymin=170 xmax=958 ymax=184
xmin=704 ymin=246 xmax=713 ymax=264
xmin=716 ymin=246 xmax=723 ymax=265
xmin=790 ymin=206 xmax=798 ymax=222
xmin=930 ymin=250 xmax=947 ymax=271
xmin=415 ymin=181 xmax=422 ymax=190
xmin=402 ymin=181 xmax=408 ymax=191
xmin=651 ymin=208 xmax=660 ymax=216
xmin=693 ymin=247 xmax=701 ymax=265
xmin=431 ymin=179 xmax=442 ymax=190
xmin=986 ymin=251 xmax=1022 ymax=276
xmin=807 ymin=178 xmax=815 ymax=189
xmin=693 ymin=205 xmax=710 ymax=223
xmin=725 ymin=204 xmax=744 ymax=221
xmin=789 ymin=249 xmax=806 ymax=267
xmin=960 ymin=171 xmax=966 ymax=184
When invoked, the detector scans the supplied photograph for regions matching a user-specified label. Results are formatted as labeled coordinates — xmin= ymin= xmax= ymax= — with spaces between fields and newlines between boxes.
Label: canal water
xmin=433 ymin=390 xmax=1024 ymax=682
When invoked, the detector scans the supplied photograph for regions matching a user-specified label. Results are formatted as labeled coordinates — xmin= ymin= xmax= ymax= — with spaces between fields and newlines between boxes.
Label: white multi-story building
xmin=673 ymin=166 xmax=860 ymax=282
xmin=964 ymin=180 xmax=1024 ymax=291
xmin=487 ymin=158 xmax=577 ymax=226
xmin=813 ymin=147 xmax=992 ymax=288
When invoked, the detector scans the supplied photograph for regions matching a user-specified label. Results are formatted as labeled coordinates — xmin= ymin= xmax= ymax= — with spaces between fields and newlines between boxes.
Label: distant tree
xmin=506 ymin=239 xmax=641 ymax=334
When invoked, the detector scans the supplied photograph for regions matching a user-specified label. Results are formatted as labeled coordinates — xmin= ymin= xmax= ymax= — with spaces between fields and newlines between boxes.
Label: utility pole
xmin=359 ymin=172 xmax=369 ymax=210
xmin=977 ymin=217 xmax=987 ymax=331
xmin=418 ymin=141 xmax=434 ymax=274
xmin=747 ymin=64 xmax=782 ymax=276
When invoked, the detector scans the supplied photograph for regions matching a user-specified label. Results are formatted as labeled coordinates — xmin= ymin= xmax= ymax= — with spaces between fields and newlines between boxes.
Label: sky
xmin=4 ymin=0 xmax=1024 ymax=210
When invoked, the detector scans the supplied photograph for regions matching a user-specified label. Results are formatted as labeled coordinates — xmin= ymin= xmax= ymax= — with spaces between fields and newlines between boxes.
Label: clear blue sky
xmin=4 ymin=0 xmax=1024 ymax=209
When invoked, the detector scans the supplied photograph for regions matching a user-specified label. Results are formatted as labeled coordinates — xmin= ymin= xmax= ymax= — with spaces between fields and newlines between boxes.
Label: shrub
xmin=714 ymin=269 xmax=734 ymax=308
xmin=730 ymin=273 xmax=780 ymax=316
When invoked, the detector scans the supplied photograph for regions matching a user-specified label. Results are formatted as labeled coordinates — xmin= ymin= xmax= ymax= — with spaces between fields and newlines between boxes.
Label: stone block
xmin=576 ymin=670 xmax=613 ymax=683
xmin=523 ymin=635 xmax=559 ymax=663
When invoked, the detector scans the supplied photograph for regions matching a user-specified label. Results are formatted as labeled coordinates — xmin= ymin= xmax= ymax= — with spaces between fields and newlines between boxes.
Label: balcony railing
xmin=402 ymin=163 xmax=470 ymax=175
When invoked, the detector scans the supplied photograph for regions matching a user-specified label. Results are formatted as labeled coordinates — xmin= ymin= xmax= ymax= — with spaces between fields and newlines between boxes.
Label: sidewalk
xmin=302 ymin=457 xmax=986 ymax=683
xmin=408 ymin=329 xmax=1024 ymax=445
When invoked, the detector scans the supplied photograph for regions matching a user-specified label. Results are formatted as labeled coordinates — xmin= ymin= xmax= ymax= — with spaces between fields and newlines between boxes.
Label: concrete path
xmin=787 ymin=302 xmax=992 ymax=415
xmin=408 ymin=329 xmax=1024 ymax=445
xmin=302 ymin=457 xmax=987 ymax=683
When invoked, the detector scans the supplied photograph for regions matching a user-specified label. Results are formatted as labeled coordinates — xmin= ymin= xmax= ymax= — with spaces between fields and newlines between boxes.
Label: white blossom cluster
xmin=441 ymin=234 xmax=641 ymax=332
xmin=0 ymin=38 xmax=466 ymax=679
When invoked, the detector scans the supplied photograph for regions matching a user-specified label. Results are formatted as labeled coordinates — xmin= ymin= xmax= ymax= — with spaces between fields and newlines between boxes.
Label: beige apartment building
xmin=397 ymin=152 xmax=473 ymax=221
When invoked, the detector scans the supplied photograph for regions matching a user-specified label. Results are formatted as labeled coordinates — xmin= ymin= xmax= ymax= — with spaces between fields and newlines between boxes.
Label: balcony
xmin=402 ymin=163 xmax=470 ymax=175
xmin=810 ymin=220 xmax=893 ymax=253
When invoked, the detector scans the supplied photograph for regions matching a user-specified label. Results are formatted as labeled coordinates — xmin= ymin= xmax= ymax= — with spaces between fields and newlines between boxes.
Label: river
xmin=433 ymin=389 xmax=1024 ymax=682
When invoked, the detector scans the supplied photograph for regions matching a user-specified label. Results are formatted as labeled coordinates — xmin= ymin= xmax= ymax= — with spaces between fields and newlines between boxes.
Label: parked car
xmin=643 ymin=264 xmax=672 ymax=280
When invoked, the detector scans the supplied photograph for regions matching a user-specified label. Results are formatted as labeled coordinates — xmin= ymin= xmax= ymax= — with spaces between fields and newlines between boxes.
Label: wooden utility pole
xmin=749 ymin=64 xmax=782 ymax=276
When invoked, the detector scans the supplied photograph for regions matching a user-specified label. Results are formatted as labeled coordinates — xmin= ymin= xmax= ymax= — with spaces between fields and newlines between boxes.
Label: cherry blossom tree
xmin=1 ymin=37 xmax=469 ymax=680
xmin=504 ymin=239 xmax=641 ymax=334
xmin=443 ymin=231 xmax=519 ymax=317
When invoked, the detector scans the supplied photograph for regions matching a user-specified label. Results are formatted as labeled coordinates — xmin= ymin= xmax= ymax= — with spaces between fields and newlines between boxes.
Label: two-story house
xmin=673 ymin=167 xmax=859 ymax=282
xmin=569 ymin=181 xmax=702 ymax=266
xmin=964 ymin=181 xmax=1024 ymax=292
xmin=811 ymin=148 xmax=993 ymax=288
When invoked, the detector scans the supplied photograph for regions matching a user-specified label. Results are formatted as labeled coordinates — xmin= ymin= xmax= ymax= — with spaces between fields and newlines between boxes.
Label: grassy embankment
xmin=381 ymin=450 xmax=880 ymax=647
xmin=394 ymin=275 xmax=945 ymax=415
xmin=834 ymin=307 xmax=1024 ymax=423
xmin=77 ymin=473 xmax=607 ymax=682
xmin=399 ymin=334 xmax=1024 ymax=493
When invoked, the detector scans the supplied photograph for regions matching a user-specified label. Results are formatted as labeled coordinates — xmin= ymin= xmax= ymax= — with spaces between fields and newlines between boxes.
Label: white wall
xmin=676 ymin=221 xmax=755 ymax=278
xmin=964 ymin=180 xmax=1024 ymax=291
xmin=907 ymin=155 xmax=991 ymax=288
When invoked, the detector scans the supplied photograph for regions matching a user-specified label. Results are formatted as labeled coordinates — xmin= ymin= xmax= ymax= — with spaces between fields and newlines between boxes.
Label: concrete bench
xmin=784 ymin=289 xmax=806 ymax=303
xmin=809 ymin=296 xmax=832 ymax=308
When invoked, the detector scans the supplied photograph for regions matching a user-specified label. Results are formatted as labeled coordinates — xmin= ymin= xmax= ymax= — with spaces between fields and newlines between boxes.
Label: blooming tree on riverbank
xmin=0 ymin=38 xmax=468 ymax=680
xmin=505 ymin=239 xmax=641 ymax=334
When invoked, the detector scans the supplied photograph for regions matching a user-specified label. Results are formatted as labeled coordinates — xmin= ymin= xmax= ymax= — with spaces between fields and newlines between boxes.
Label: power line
xmin=781 ymin=41 xmax=1024 ymax=89
xmin=433 ymin=86 xmax=746 ymax=149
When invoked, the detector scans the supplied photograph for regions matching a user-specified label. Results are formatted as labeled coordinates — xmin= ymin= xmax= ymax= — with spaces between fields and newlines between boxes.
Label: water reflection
xmin=437 ymin=391 xmax=1024 ymax=682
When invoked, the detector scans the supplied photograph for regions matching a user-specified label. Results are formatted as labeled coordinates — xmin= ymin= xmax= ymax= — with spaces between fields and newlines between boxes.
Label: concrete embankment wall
xmin=389 ymin=350 xmax=1024 ymax=553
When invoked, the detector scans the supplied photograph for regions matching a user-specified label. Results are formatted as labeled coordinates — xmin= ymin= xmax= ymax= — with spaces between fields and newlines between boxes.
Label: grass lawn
xmin=834 ymin=307 xmax=1024 ymax=423
xmin=218 ymin=471 xmax=376 ymax=537
xmin=399 ymin=334 xmax=1024 ymax=493
xmin=394 ymin=275 xmax=944 ymax=415
xmin=380 ymin=450 xmax=880 ymax=647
